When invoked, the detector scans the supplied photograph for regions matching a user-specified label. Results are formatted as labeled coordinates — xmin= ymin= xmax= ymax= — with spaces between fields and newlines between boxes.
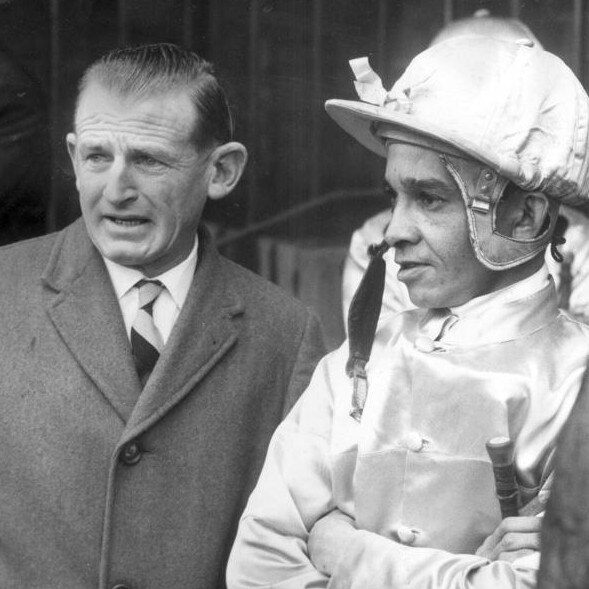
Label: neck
xmin=449 ymin=255 xmax=547 ymax=314
xmin=483 ymin=254 xmax=545 ymax=296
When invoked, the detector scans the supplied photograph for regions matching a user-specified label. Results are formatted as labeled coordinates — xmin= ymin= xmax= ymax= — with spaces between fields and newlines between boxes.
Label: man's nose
xmin=384 ymin=200 xmax=420 ymax=247
xmin=102 ymin=161 xmax=138 ymax=204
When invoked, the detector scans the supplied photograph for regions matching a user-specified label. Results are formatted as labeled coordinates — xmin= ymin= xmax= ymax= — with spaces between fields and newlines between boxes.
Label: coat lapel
xmin=124 ymin=228 xmax=244 ymax=436
xmin=43 ymin=219 xmax=142 ymax=422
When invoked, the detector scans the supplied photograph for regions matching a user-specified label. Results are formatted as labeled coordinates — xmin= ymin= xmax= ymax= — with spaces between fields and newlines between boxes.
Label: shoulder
xmin=0 ymin=220 xmax=89 ymax=297
xmin=0 ymin=231 xmax=61 ymax=317
xmin=551 ymin=310 xmax=589 ymax=353
xmin=213 ymin=255 xmax=327 ymax=372
xmin=0 ymin=231 xmax=58 ymax=275
xmin=495 ymin=310 xmax=589 ymax=396
xmin=217 ymin=254 xmax=315 ymax=326
xmin=212 ymin=255 xmax=327 ymax=402
xmin=198 ymin=226 xmax=315 ymax=327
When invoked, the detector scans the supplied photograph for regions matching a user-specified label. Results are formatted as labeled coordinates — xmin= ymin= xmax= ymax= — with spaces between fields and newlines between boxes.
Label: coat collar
xmin=124 ymin=225 xmax=244 ymax=438
xmin=42 ymin=218 xmax=244 ymax=434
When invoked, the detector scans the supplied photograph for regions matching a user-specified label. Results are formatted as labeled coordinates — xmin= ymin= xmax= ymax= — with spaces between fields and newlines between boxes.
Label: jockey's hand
xmin=308 ymin=509 xmax=357 ymax=575
xmin=475 ymin=516 xmax=541 ymax=563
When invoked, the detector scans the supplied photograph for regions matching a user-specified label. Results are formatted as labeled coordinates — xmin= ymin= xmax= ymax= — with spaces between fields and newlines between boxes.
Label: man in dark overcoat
xmin=0 ymin=43 xmax=324 ymax=589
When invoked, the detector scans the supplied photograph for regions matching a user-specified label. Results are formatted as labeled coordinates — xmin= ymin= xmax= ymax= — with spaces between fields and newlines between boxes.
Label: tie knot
xmin=135 ymin=279 xmax=164 ymax=310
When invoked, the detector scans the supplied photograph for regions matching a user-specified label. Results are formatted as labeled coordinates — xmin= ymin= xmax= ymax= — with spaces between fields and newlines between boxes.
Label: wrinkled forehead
xmin=384 ymin=141 xmax=477 ymax=194
xmin=75 ymin=81 xmax=197 ymax=132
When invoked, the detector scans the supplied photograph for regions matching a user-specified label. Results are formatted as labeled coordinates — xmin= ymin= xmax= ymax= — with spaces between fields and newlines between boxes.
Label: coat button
xmin=414 ymin=336 xmax=436 ymax=353
xmin=397 ymin=525 xmax=417 ymax=545
xmin=120 ymin=440 xmax=143 ymax=465
xmin=402 ymin=431 xmax=425 ymax=452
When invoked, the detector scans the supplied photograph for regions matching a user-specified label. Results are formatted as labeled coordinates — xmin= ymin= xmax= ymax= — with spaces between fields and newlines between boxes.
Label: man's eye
xmin=86 ymin=153 xmax=108 ymax=163
xmin=418 ymin=192 xmax=443 ymax=208
xmin=136 ymin=156 xmax=163 ymax=168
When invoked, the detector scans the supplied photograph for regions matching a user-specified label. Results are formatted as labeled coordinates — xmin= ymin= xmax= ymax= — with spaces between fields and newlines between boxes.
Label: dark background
xmin=0 ymin=0 xmax=584 ymax=346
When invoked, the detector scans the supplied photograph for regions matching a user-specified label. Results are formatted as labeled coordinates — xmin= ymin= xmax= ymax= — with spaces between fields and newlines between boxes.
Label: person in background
xmin=0 ymin=43 xmax=325 ymax=588
xmin=0 ymin=44 xmax=48 ymax=243
xmin=342 ymin=11 xmax=589 ymax=324
xmin=227 ymin=33 xmax=589 ymax=588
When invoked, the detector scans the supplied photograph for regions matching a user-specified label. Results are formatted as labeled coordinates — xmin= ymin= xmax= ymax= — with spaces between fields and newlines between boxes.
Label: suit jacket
xmin=0 ymin=218 xmax=325 ymax=589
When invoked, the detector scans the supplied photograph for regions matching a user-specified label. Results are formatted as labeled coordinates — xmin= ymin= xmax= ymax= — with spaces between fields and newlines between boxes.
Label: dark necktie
xmin=131 ymin=279 xmax=164 ymax=385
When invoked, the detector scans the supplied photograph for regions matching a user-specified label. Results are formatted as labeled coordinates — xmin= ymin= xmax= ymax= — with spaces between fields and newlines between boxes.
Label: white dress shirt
xmin=103 ymin=237 xmax=198 ymax=345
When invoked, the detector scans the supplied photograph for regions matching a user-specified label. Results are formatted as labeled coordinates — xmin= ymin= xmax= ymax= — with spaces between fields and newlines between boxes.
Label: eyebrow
xmin=78 ymin=141 xmax=108 ymax=151
xmin=401 ymin=177 xmax=454 ymax=195
xmin=129 ymin=147 xmax=164 ymax=159
xmin=383 ymin=176 xmax=455 ymax=196
xmin=78 ymin=142 xmax=170 ymax=161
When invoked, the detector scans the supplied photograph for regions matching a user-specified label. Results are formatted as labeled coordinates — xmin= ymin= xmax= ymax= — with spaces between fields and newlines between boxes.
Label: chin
xmin=407 ymin=289 xmax=456 ymax=309
xmin=100 ymin=247 xmax=147 ymax=268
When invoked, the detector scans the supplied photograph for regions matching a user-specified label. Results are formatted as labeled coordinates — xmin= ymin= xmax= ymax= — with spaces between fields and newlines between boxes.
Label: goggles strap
xmin=346 ymin=240 xmax=389 ymax=422
xmin=550 ymin=215 xmax=568 ymax=263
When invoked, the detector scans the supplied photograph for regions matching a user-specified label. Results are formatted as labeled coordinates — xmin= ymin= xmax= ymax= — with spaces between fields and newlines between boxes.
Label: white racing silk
xmin=227 ymin=266 xmax=589 ymax=589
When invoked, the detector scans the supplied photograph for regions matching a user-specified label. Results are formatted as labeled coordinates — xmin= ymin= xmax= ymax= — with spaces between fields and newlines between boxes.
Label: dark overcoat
xmin=0 ymin=218 xmax=325 ymax=588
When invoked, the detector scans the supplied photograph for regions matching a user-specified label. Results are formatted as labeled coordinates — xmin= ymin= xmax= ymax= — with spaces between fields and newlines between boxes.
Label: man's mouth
xmin=396 ymin=260 xmax=430 ymax=281
xmin=106 ymin=216 xmax=148 ymax=227
xmin=397 ymin=261 xmax=427 ymax=270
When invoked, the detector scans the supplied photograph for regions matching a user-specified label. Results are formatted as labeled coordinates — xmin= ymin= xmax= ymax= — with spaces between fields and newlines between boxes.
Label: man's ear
xmin=66 ymin=133 xmax=81 ymax=190
xmin=66 ymin=132 xmax=79 ymax=169
xmin=206 ymin=142 xmax=248 ymax=201
xmin=512 ymin=192 xmax=550 ymax=239
xmin=496 ymin=190 xmax=550 ymax=239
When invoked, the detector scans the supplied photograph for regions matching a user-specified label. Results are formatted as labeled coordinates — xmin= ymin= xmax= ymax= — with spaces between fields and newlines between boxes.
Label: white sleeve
xmin=226 ymin=358 xmax=337 ymax=589
xmin=327 ymin=529 xmax=538 ymax=589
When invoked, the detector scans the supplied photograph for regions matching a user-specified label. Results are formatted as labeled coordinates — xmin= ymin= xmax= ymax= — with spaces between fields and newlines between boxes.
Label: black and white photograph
xmin=0 ymin=1 xmax=586 ymax=588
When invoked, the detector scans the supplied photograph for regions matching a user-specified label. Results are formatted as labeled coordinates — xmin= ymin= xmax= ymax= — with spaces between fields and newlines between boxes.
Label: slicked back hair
xmin=76 ymin=43 xmax=233 ymax=150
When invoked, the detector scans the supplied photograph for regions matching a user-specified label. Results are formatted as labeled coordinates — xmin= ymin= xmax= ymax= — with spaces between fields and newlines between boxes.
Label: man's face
xmin=67 ymin=83 xmax=210 ymax=276
xmin=384 ymin=142 xmax=504 ymax=308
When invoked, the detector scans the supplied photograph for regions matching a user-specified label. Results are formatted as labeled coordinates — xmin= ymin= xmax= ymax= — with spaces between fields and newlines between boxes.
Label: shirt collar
xmin=103 ymin=235 xmax=199 ymax=310
xmin=417 ymin=264 xmax=558 ymax=346
xmin=450 ymin=264 xmax=550 ymax=318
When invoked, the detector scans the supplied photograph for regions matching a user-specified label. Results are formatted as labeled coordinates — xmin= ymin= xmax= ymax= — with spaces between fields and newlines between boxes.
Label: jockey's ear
xmin=495 ymin=188 xmax=549 ymax=239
